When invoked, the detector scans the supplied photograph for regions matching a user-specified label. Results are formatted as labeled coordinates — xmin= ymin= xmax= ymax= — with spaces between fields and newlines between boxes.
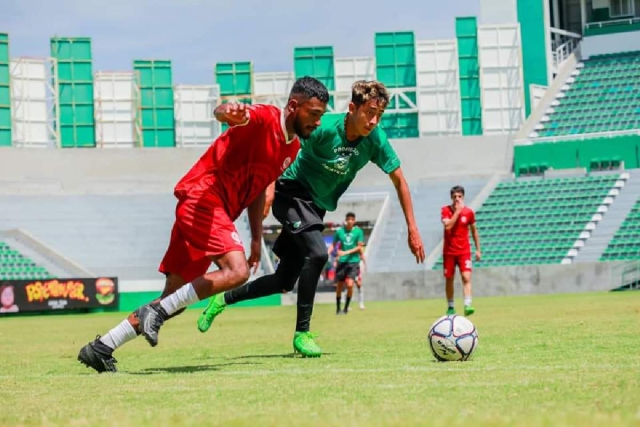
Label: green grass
xmin=1 ymin=292 xmax=639 ymax=426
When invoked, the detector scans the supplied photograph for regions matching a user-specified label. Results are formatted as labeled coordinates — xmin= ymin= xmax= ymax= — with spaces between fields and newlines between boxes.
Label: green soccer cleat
xmin=464 ymin=305 xmax=475 ymax=316
xmin=446 ymin=307 xmax=456 ymax=315
xmin=292 ymin=331 xmax=322 ymax=358
xmin=197 ymin=293 xmax=226 ymax=333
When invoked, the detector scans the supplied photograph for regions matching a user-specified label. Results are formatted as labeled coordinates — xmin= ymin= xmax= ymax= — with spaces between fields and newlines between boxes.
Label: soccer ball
xmin=428 ymin=315 xmax=478 ymax=362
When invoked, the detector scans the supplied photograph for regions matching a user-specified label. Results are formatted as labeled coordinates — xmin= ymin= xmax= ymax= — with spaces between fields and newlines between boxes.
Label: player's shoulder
xmin=365 ymin=125 xmax=389 ymax=145
xmin=441 ymin=204 xmax=451 ymax=211
xmin=464 ymin=206 xmax=475 ymax=215
xmin=248 ymin=104 xmax=280 ymax=122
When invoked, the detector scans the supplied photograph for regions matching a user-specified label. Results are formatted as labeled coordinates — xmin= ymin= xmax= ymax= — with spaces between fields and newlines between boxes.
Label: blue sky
xmin=1 ymin=0 xmax=480 ymax=84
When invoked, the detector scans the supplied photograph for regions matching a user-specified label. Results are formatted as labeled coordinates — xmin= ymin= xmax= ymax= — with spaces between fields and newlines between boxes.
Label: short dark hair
xmin=289 ymin=76 xmax=330 ymax=103
xmin=345 ymin=212 xmax=356 ymax=219
xmin=351 ymin=80 xmax=390 ymax=109
xmin=450 ymin=185 xmax=465 ymax=196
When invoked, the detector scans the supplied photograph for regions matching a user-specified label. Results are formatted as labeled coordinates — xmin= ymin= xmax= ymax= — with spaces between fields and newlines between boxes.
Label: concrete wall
xmin=362 ymin=261 xmax=625 ymax=301
xmin=582 ymin=32 xmax=640 ymax=58
xmin=0 ymin=135 xmax=513 ymax=195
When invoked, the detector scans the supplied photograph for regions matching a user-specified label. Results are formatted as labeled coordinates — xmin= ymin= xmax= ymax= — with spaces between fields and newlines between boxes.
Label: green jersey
xmin=281 ymin=113 xmax=401 ymax=211
xmin=333 ymin=226 xmax=365 ymax=263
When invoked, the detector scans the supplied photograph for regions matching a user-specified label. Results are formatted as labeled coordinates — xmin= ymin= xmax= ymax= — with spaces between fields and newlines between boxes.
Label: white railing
xmin=515 ymin=129 xmax=640 ymax=145
xmin=585 ymin=17 xmax=640 ymax=30
xmin=362 ymin=192 xmax=391 ymax=262
xmin=550 ymin=28 xmax=582 ymax=68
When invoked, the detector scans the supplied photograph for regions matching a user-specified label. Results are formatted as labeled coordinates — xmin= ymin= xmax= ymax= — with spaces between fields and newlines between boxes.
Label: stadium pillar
xmin=580 ymin=0 xmax=587 ymax=30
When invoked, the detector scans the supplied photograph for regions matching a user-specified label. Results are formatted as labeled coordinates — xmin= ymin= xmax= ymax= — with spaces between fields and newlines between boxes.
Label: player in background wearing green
xmin=197 ymin=80 xmax=426 ymax=357
xmin=328 ymin=212 xmax=364 ymax=314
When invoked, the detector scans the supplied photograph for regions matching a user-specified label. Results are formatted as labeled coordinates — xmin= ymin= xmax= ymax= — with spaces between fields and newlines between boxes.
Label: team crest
xmin=281 ymin=157 xmax=292 ymax=171
xmin=335 ymin=156 xmax=350 ymax=171
xmin=461 ymin=216 xmax=467 ymax=224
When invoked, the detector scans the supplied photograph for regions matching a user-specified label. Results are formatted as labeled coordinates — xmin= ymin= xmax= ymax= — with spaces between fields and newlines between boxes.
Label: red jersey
xmin=441 ymin=205 xmax=475 ymax=255
xmin=174 ymin=105 xmax=300 ymax=220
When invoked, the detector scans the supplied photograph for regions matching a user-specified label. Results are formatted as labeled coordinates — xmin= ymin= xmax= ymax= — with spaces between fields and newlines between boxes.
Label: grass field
xmin=1 ymin=292 xmax=639 ymax=427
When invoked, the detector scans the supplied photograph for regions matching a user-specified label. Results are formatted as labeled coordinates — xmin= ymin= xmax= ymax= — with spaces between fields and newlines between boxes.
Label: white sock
xmin=464 ymin=296 xmax=472 ymax=306
xmin=358 ymin=287 xmax=364 ymax=305
xmin=160 ymin=283 xmax=200 ymax=316
xmin=447 ymin=299 xmax=455 ymax=309
xmin=100 ymin=320 xmax=138 ymax=350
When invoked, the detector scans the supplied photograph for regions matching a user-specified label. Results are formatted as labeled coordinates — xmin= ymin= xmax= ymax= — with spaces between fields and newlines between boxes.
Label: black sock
xmin=224 ymin=275 xmax=282 ymax=305
xmin=295 ymin=231 xmax=327 ymax=332
xmin=344 ymin=296 xmax=351 ymax=312
xmin=336 ymin=296 xmax=341 ymax=312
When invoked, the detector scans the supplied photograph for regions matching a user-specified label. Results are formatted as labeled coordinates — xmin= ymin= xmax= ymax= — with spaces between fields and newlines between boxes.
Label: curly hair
xmin=351 ymin=80 xmax=390 ymax=109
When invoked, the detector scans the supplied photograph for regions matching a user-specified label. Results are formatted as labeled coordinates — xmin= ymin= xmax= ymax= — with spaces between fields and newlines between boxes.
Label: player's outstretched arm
xmin=246 ymin=191 xmax=265 ymax=274
xmin=388 ymin=167 xmax=425 ymax=264
xmin=214 ymin=102 xmax=250 ymax=126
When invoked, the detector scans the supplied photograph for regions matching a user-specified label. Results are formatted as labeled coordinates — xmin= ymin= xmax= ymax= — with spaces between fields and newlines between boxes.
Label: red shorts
xmin=158 ymin=194 xmax=245 ymax=283
xmin=442 ymin=254 xmax=472 ymax=279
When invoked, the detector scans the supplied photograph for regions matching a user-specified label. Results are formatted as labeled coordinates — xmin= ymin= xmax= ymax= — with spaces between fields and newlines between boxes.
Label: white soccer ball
xmin=428 ymin=315 xmax=479 ymax=362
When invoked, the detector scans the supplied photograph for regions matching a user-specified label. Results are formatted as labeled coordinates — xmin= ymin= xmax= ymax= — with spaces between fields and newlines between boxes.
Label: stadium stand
xmin=432 ymin=173 xmax=627 ymax=269
xmin=532 ymin=51 xmax=640 ymax=139
xmin=600 ymin=197 xmax=640 ymax=261
xmin=0 ymin=240 xmax=52 ymax=280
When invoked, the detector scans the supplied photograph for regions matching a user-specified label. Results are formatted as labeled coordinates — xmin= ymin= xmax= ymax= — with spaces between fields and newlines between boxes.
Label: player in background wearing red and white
xmin=441 ymin=185 xmax=481 ymax=316
xmin=77 ymin=77 xmax=329 ymax=373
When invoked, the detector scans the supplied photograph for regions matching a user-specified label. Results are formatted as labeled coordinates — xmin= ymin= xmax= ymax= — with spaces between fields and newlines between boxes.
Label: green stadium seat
xmin=600 ymin=197 xmax=640 ymax=262
xmin=0 ymin=240 xmax=53 ymax=280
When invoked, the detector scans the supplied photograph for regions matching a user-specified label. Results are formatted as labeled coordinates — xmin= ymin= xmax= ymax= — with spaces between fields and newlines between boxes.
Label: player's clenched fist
xmin=215 ymin=102 xmax=250 ymax=126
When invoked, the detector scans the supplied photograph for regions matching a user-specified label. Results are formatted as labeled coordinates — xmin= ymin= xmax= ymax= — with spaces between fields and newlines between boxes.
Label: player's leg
xmin=356 ymin=272 xmax=365 ymax=310
xmin=335 ymin=280 xmax=344 ymax=314
xmin=197 ymin=229 xmax=305 ymax=332
xmin=137 ymin=250 xmax=249 ymax=347
xmin=290 ymin=226 xmax=327 ymax=357
xmin=459 ymin=255 xmax=474 ymax=316
xmin=443 ymin=255 xmax=456 ymax=315
xmin=343 ymin=276 xmax=354 ymax=314
xmin=77 ymin=223 xmax=197 ymax=373
xmin=334 ymin=262 xmax=346 ymax=314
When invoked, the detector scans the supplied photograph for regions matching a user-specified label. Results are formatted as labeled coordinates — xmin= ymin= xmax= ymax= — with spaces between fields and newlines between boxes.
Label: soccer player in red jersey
xmin=77 ymin=77 xmax=329 ymax=373
xmin=441 ymin=185 xmax=481 ymax=316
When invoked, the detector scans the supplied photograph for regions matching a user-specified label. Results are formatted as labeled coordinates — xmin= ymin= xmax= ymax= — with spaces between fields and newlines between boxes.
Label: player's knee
xmin=307 ymin=250 xmax=328 ymax=269
xmin=277 ymin=270 xmax=298 ymax=293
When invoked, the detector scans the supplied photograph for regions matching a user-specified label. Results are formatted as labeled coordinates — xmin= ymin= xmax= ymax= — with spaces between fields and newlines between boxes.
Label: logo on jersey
xmin=231 ymin=232 xmax=242 ymax=245
xmin=461 ymin=216 xmax=467 ymax=224
xmin=345 ymin=234 xmax=353 ymax=244
xmin=335 ymin=156 xmax=350 ymax=171
xmin=281 ymin=156 xmax=292 ymax=171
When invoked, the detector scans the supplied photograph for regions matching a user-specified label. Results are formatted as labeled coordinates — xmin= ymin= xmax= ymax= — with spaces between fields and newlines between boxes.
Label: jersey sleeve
xmin=469 ymin=209 xmax=476 ymax=225
xmin=441 ymin=206 xmax=452 ymax=221
xmin=227 ymin=104 xmax=271 ymax=128
xmin=357 ymin=228 xmax=365 ymax=244
xmin=371 ymin=128 xmax=401 ymax=174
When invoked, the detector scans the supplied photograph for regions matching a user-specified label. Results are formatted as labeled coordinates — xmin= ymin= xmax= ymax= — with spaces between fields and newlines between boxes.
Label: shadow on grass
xmin=230 ymin=352 xmax=333 ymax=360
xmin=128 ymin=361 xmax=260 ymax=375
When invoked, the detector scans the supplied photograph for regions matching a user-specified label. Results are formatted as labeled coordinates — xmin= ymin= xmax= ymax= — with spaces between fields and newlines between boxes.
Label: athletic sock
xmin=447 ymin=299 xmax=455 ymax=309
xmin=336 ymin=296 xmax=341 ymax=312
xmin=464 ymin=296 xmax=472 ymax=307
xmin=344 ymin=296 xmax=351 ymax=312
xmin=358 ymin=287 xmax=364 ymax=305
xmin=160 ymin=283 xmax=199 ymax=316
xmin=99 ymin=320 xmax=137 ymax=351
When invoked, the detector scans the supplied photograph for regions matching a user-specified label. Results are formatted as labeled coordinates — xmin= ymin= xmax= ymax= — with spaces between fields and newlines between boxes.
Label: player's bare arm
xmin=470 ymin=223 xmax=481 ymax=261
xmin=388 ymin=167 xmax=425 ymax=263
xmin=443 ymin=208 xmax=462 ymax=230
xmin=214 ymin=102 xmax=250 ymax=126
xmin=337 ymin=243 xmax=363 ymax=257
xmin=247 ymin=191 xmax=265 ymax=274
xmin=263 ymin=181 xmax=276 ymax=219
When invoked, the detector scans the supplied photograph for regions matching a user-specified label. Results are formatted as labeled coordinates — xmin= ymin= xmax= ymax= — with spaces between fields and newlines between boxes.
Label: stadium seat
xmin=532 ymin=51 xmax=640 ymax=138
xmin=0 ymin=241 xmax=53 ymax=280
xmin=432 ymin=174 xmax=621 ymax=269
xmin=600 ymin=198 xmax=640 ymax=261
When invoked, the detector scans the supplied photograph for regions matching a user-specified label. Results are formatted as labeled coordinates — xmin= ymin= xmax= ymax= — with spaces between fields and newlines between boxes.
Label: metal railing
xmin=515 ymin=129 xmax=640 ymax=146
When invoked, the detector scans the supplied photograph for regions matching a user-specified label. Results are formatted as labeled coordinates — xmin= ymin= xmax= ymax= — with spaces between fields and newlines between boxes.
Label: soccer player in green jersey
xmin=328 ymin=212 xmax=364 ymax=314
xmin=197 ymin=80 xmax=426 ymax=357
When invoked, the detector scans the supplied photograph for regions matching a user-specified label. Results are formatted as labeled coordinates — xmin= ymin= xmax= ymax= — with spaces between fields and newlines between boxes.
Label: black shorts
xmin=271 ymin=179 xmax=326 ymax=258
xmin=335 ymin=262 xmax=360 ymax=282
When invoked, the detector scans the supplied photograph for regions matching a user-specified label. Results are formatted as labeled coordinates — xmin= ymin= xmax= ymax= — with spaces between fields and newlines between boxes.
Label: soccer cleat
xmin=136 ymin=303 xmax=168 ymax=347
xmin=77 ymin=335 xmax=118 ymax=373
xmin=293 ymin=331 xmax=322 ymax=358
xmin=446 ymin=307 xmax=456 ymax=315
xmin=197 ymin=293 xmax=227 ymax=333
xmin=359 ymin=303 xmax=365 ymax=310
xmin=464 ymin=305 xmax=475 ymax=316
